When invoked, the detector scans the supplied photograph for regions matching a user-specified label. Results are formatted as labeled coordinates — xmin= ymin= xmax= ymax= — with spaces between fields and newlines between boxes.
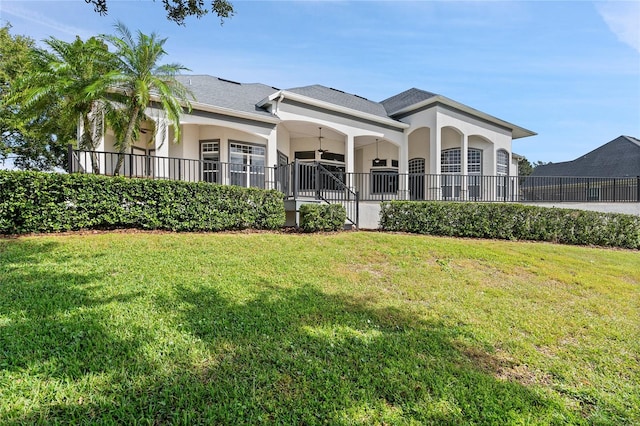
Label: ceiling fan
xmin=317 ymin=127 xmax=328 ymax=154
xmin=373 ymin=138 xmax=382 ymax=165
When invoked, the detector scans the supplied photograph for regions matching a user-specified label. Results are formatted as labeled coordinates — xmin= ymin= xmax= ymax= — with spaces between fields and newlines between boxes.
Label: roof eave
xmin=392 ymin=95 xmax=536 ymax=139
xmin=181 ymin=99 xmax=280 ymax=124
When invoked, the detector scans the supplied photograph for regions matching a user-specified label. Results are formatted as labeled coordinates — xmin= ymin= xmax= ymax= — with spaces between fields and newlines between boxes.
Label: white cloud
xmin=1 ymin=2 xmax=93 ymax=40
xmin=595 ymin=0 xmax=640 ymax=54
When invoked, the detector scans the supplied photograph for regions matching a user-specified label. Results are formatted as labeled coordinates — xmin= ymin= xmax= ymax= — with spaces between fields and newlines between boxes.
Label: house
xmin=531 ymin=135 xmax=640 ymax=178
xmin=74 ymin=75 xmax=536 ymax=226
xmin=524 ymin=136 xmax=640 ymax=202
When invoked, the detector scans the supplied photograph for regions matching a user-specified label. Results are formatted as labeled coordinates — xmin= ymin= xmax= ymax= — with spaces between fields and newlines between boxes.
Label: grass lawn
xmin=0 ymin=231 xmax=638 ymax=425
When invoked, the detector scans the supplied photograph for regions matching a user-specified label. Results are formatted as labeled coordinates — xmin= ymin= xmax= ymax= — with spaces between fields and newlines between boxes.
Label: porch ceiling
xmin=282 ymin=121 xmax=385 ymax=149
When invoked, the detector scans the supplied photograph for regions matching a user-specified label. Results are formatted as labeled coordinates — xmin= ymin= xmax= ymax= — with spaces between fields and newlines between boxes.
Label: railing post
xmin=315 ymin=161 xmax=321 ymax=200
xmin=293 ymin=159 xmax=299 ymax=199
xmin=637 ymin=176 xmax=640 ymax=202
xmin=613 ymin=178 xmax=617 ymax=202
xmin=355 ymin=191 xmax=360 ymax=230
xmin=503 ymin=175 xmax=508 ymax=202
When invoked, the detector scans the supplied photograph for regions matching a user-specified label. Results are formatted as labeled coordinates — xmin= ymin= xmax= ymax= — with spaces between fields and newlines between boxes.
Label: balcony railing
xmin=69 ymin=147 xmax=640 ymax=203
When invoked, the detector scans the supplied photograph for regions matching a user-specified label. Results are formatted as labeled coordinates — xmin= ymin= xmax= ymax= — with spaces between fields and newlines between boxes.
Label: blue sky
xmin=1 ymin=0 xmax=639 ymax=164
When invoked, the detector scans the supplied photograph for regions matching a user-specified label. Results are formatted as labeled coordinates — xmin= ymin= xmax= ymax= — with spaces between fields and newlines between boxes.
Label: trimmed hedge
xmin=0 ymin=171 xmax=285 ymax=234
xmin=379 ymin=201 xmax=640 ymax=249
xmin=299 ymin=203 xmax=347 ymax=233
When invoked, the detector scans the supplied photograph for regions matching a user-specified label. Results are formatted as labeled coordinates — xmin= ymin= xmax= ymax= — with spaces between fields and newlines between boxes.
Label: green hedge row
xmin=299 ymin=203 xmax=347 ymax=233
xmin=379 ymin=201 xmax=640 ymax=249
xmin=0 ymin=171 xmax=285 ymax=234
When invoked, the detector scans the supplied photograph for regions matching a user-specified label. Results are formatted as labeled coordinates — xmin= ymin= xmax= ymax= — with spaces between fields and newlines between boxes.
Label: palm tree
xmin=9 ymin=36 xmax=117 ymax=172
xmin=99 ymin=22 xmax=193 ymax=174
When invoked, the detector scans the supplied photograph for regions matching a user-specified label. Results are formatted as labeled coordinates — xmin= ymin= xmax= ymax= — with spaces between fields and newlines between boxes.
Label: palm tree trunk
xmin=80 ymin=115 xmax=101 ymax=174
xmin=114 ymin=105 xmax=140 ymax=175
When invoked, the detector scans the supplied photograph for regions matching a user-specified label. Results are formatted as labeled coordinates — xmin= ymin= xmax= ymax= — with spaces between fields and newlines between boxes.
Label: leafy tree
xmin=518 ymin=157 xmax=534 ymax=176
xmin=8 ymin=35 xmax=119 ymax=172
xmin=0 ymin=24 xmax=62 ymax=170
xmin=99 ymin=22 xmax=193 ymax=173
xmin=518 ymin=157 xmax=551 ymax=177
xmin=85 ymin=0 xmax=234 ymax=25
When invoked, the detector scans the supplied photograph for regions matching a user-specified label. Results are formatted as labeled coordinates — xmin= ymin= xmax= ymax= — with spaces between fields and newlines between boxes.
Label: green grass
xmin=0 ymin=232 xmax=638 ymax=425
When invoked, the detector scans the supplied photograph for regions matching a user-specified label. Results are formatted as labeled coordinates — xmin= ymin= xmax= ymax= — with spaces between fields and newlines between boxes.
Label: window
xmin=496 ymin=150 xmax=509 ymax=199
xmin=321 ymin=152 xmax=344 ymax=162
xmin=497 ymin=150 xmax=509 ymax=176
xmin=294 ymin=151 xmax=316 ymax=160
xmin=408 ymin=158 xmax=425 ymax=201
xmin=441 ymin=149 xmax=461 ymax=174
xmin=229 ymin=141 xmax=265 ymax=188
xmin=468 ymin=148 xmax=482 ymax=198
xmin=371 ymin=170 xmax=398 ymax=194
xmin=372 ymin=159 xmax=388 ymax=167
xmin=468 ymin=149 xmax=482 ymax=175
xmin=409 ymin=158 xmax=425 ymax=174
xmin=200 ymin=140 xmax=220 ymax=183
xmin=441 ymin=148 xmax=483 ymax=199
xmin=277 ymin=151 xmax=289 ymax=167
xmin=441 ymin=148 xmax=482 ymax=174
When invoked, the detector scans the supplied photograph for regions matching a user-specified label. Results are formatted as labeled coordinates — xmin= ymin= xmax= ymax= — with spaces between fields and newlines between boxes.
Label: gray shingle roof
xmin=531 ymin=136 xmax=640 ymax=177
xmin=284 ymin=85 xmax=389 ymax=118
xmin=176 ymin=75 xmax=277 ymax=117
xmin=380 ymin=88 xmax=439 ymax=116
xmin=173 ymin=75 xmax=530 ymax=138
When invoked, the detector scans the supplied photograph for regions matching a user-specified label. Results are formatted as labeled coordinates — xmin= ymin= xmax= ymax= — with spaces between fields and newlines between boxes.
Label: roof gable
xmin=380 ymin=88 xmax=439 ymax=116
xmin=285 ymin=85 xmax=389 ymax=118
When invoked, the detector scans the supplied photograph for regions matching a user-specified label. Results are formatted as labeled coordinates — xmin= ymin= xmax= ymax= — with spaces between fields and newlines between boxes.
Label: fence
xmin=69 ymin=147 xmax=640 ymax=204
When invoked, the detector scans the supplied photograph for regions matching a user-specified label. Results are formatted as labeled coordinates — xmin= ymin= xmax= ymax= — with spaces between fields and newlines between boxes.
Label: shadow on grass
xmin=155 ymin=284 xmax=582 ymax=425
xmin=0 ymin=239 xmax=148 ymax=420
xmin=0 ymin=239 xmax=585 ymax=424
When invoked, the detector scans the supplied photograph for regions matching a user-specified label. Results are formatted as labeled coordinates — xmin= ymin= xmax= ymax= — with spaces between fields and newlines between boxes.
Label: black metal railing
xmin=69 ymin=147 xmax=640 ymax=204
xmin=69 ymin=147 xmax=278 ymax=190
xmin=519 ymin=176 xmax=640 ymax=203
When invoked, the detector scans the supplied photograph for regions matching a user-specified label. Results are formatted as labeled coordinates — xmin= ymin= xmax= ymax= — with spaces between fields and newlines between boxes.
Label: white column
xmin=398 ymin=133 xmax=409 ymax=200
xmin=153 ymin=113 xmax=169 ymax=179
xmin=429 ymin=126 xmax=442 ymax=199
xmin=461 ymin=133 xmax=468 ymax=200
xmin=266 ymin=127 xmax=278 ymax=190
xmin=345 ymin=133 xmax=355 ymax=190
xmin=461 ymin=133 xmax=468 ymax=176
xmin=219 ymin=134 xmax=229 ymax=186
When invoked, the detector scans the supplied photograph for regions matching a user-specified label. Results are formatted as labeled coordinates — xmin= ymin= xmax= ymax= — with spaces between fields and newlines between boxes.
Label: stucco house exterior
xmin=75 ymin=75 xmax=537 ymax=226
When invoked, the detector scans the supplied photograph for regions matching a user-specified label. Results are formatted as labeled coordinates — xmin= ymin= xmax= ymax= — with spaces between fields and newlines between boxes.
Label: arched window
xmin=441 ymin=148 xmax=461 ymax=174
xmin=409 ymin=158 xmax=426 ymax=200
xmin=497 ymin=150 xmax=509 ymax=176
xmin=440 ymin=148 xmax=482 ymax=174
xmin=440 ymin=148 xmax=483 ymax=199
xmin=496 ymin=149 xmax=510 ymax=200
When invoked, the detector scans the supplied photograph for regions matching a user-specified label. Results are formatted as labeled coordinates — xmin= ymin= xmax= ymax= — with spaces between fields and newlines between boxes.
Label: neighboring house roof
xmin=532 ymin=136 xmax=640 ymax=177
xmin=380 ymin=88 xmax=439 ymax=116
xmin=285 ymin=85 xmax=389 ymax=118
